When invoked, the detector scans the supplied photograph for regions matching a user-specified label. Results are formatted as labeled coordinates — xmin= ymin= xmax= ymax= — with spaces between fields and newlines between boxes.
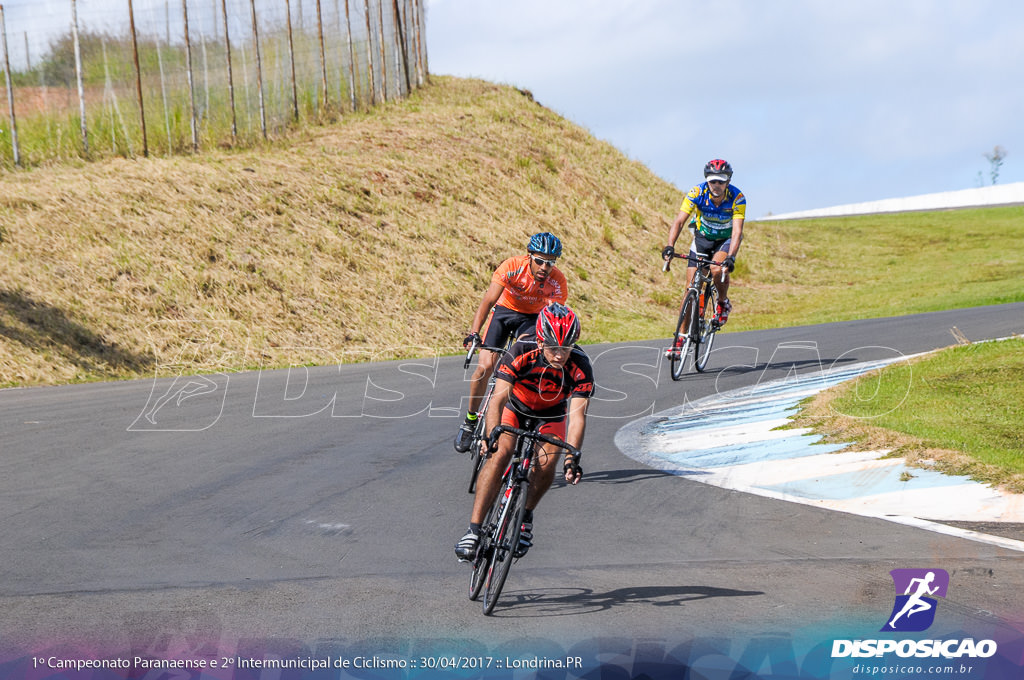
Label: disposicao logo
xmin=882 ymin=568 xmax=949 ymax=632
xmin=831 ymin=567 xmax=998 ymax=660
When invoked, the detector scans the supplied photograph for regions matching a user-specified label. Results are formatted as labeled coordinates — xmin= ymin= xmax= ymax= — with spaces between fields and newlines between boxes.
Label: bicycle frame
xmin=467 ymin=423 xmax=580 ymax=615
xmin=462 ymin=337 xmax=514 ymax=493
xmin=663 ymin=253 xmax=727 ymax=377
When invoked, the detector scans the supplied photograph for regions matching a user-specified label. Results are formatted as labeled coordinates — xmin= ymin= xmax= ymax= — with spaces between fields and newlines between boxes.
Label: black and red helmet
xmin=703 ymin=159 xmax=733 ymax=181
xmin=536 ymin=303 xmax=581 ymax=348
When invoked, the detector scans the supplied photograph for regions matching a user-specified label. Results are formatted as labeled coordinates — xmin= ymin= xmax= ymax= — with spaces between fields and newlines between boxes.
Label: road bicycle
xmin=461 ymin=336 xmax=514 ymax=493
xmin=467 ymin=423 xmax=580 ymax=615
xmin=662 ymin=253 xmax=727 ymax=379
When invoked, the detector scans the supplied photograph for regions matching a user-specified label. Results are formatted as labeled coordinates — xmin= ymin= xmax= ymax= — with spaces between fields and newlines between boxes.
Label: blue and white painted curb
xmin=616 ymin=352 xmax=1024 ymax=552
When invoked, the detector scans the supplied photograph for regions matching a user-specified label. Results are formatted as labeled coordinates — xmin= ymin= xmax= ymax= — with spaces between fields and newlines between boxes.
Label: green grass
xmin=740 ymin=207 xmax=1024 ymax=329
xmin=798 ymin=338 xmax=1024 ymax=489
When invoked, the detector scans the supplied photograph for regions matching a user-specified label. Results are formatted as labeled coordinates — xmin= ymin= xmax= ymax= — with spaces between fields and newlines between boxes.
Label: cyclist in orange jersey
xmin=454 ymin=232 xmax=568 ymax=453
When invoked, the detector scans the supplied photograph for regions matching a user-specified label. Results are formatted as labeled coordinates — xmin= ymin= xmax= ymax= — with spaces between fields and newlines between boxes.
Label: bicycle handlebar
xmin=662 ymin=252 xmax=727 ymax=281
xmin=487 ymin=424 xmax=581 ymax=459
xmin=463 ymin=338 xmax=510 ymax=369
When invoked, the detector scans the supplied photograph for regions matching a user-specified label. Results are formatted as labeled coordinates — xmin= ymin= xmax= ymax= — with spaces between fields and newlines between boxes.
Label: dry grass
xmin=2 ymin=76 xmax=1022 ymax=389
xmin=0 ymin=77 xmax=680 ymax=386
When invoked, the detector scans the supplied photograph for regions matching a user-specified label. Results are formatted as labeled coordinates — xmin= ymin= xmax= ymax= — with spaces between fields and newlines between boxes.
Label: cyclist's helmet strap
xmin=528 ymin=232 xmax=562 ymax=258
xmin=536 ymin=302 xmax=581 ymax=347
xmin=703 ymin=158 xmax=733 ymax=179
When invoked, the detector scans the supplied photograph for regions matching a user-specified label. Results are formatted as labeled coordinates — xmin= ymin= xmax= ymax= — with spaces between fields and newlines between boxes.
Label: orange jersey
xmin=492 ymin=254 xmax=568 ymax=314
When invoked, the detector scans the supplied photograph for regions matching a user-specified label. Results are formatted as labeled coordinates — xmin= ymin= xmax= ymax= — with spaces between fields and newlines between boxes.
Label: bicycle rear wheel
xmin=482 ymin=479 xmax=528 ymax=615
xmin=670 ymin=289 xmax=699 ymax=380
xmin=694 ymin=283 xmax=719 ymax=373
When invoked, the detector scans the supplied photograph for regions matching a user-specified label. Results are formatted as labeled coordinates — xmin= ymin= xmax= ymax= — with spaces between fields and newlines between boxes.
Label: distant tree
xmin=983 ymin=145 xmax=1007 ymax=185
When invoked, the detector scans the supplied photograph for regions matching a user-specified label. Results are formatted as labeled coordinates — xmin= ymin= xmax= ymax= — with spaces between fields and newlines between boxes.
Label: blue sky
xmin=424 ymin=0 xmax=1024 ymax=217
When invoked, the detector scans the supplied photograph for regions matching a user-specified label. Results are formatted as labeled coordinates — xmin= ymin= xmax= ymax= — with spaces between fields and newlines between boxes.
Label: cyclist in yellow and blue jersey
xmin=661 ymin=159 xmax=746 ymax=326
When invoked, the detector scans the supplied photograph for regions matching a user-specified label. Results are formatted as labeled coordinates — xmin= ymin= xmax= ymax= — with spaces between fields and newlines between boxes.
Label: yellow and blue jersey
xmin=681 ymin=183 xmax=747 ymax=240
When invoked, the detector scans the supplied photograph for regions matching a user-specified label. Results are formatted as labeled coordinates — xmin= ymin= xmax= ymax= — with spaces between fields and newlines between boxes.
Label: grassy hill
xmin=1 ymin=75 xmax=1023 ymax=387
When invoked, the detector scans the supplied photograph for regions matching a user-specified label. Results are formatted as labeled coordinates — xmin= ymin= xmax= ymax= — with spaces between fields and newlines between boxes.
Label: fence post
xmin=69 ymin=0 xmax=90 ymax=155
xmin=127 ymin=0 xmax=148 ymax=157
xmin=344 ymin=0 xmax=357 ymax=111
xmin=376 ymin=0 xmax=386 ymax=101
xmin=0 ymin=5 xmax=18 ymax=167
xmin=363 ymin=0 xmax=375 ymax=106
xmin=412 ymin=0 xmax=423 ymax=86
xmin=417 ymin=0 xmax=427 ymax=78
xmin=285 ymin=0 xmax=299 ymax=122
xmin=392 ymin=0 xmax=410 ymax=95
xmin=182 ymin=0 xmax=198 ymax=151
xmin=316 ymin=0 xmax=329 ymax=113
xmin=220 ymin=0 xmax=237 ymax=140
xmin=248 ymin=0 xmax=267 ymax=139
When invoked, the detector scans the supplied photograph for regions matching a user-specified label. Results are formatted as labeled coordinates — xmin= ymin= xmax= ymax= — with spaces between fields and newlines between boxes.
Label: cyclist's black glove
xmin=486 ymin=428 xmax=502 ymax=453
xmin=563 ymin=454 xmax=583 ymax=485
xmin=463 ymin=331 xmax=481 ymax=349
xmin=722 ymin=255 xmax=736 ymax=273
xmin=661 ymin=245 xmax=675 ymax=260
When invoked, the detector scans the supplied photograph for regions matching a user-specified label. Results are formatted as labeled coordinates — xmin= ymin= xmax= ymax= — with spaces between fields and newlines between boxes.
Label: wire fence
xmin=0 ymin=0 xmax=427 ymax=169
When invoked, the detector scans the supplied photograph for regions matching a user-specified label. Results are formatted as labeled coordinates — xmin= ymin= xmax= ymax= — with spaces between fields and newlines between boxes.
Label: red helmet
xmin=536 ymin=303 xmax=581 ymax=347
xmin=703 ymin=158 xmax=733 ymax=180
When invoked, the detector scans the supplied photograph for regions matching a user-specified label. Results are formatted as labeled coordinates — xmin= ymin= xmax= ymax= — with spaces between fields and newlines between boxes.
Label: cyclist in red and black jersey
xmin=455 ymin=303 xmax=594 ymax=562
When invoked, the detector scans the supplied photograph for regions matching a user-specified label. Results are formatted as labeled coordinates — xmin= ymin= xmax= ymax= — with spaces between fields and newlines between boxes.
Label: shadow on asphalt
xmin=565 ymin=468 xmax=677 ymax=485
xmin=487 ymin=585 xmax=763 ymax=618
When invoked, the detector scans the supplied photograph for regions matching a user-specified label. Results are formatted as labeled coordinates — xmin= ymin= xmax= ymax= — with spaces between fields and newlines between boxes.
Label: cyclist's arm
xmin=726 ymin=217 xmax=744 ymax=259
xmin=469 ymin=281 xmax=505 ymax=335
xmin=665 ymin=209 xmax=692 ymax=256
xmin=563 ymin=395 xmax=589 ymax=484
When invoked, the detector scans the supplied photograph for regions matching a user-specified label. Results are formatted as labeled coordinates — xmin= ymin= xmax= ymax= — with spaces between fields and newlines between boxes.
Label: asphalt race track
xmin=2 ymin=303 xmax=1023 ymax=676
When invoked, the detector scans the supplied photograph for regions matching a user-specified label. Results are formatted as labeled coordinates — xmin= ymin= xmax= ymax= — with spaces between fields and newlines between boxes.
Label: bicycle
xmin=467 ymin=422 xmax=580 ymax=615
xmin=662 ymin=253 xmax=727 ymax=379
xmin=461 ymin=336 xmax=513 ymax=493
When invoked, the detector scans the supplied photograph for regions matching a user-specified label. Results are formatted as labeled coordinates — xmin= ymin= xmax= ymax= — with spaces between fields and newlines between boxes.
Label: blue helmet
xmin=528 ymin=232 xmax=562 ymax=258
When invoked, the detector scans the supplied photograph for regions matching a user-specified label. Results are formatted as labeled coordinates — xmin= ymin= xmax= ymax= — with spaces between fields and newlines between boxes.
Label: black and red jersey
xmin=494 ymin=340 xmax=595 ymax=418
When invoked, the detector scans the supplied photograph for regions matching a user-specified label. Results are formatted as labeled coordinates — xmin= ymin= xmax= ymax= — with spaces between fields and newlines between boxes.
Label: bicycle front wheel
xmin=468 ymin=494 xmax=499 ymax=601
xmin=670 ymin=289 xmax=699 ymax=381
xmin=694 ymin=283 xmax=719 ymax=372
xmin=482 ymin=480 xmax=528 ymax=615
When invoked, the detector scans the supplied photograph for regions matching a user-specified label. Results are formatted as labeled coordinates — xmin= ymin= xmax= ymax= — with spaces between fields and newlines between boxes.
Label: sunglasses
xmin=532 ymin=256 xmax=557 ymax=267
xmin=708 ymin=179 xmax=727 ymax=186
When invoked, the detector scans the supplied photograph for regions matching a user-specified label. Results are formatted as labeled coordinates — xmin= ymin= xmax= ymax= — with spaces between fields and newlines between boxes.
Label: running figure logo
xmin=882 ymin=568 xmax=949 ymax=632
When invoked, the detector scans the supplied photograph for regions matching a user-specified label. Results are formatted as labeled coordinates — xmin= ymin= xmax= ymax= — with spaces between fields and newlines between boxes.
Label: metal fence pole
xmin=71 ymin=0 xmax=90 ymax=155
xmin=182 ymin=0 xmax=198 ymax=151
xmin=220 ymin=0 xmax=237 ymax=140
xmin=127 ymin=0 xmax=149 ymax=157
xmin=249 ymin=0 xmax=267 ymax=139
xmin=285 ymin=0 xmax=299 ymax=122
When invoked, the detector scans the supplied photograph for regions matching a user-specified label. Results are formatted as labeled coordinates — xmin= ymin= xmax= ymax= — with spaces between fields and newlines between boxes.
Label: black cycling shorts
xmin=482 ymin=305 xmax=537 ymax=349
xmin=688 ymin=232 xmax=732 ymax=268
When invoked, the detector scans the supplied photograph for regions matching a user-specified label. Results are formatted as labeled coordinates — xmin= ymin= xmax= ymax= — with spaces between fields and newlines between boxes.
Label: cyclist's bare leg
xmin=523 ymin=442 xmax=561 ymax=511
xmin=467 ymin=350 xmax=499 ymax=415
xmin=710 ymin=252 xmax=730 ymax=303
xmin=468 ymin=431 xmax=516 ymax=524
